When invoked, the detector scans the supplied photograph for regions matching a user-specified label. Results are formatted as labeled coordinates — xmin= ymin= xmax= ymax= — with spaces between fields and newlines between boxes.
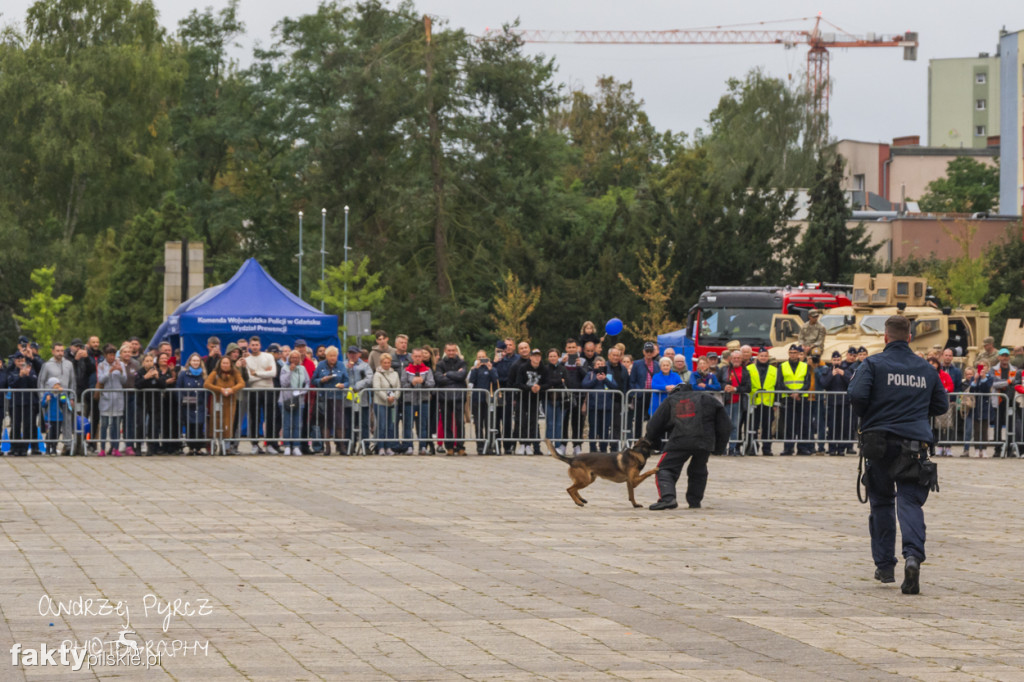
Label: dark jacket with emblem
xmin=644 ymin=385 xmax=731 ymax=454
xmin=847 ymin=339 xmax=949 ymax=443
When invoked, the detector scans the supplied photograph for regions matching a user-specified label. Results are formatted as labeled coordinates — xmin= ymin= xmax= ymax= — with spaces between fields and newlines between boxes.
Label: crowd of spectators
xmin=3 ymin=325 xmax=1024 ymax=457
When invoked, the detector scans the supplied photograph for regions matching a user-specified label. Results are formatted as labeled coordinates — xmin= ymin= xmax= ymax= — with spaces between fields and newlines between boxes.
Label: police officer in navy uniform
xmin=644 ymin=383 xmax=731 ymax=510
xmin=847 ymin=315 xmax=948 ymax=594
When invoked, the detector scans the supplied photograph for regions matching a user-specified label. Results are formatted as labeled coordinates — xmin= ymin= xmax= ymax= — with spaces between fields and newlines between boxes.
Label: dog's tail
xmin=545 ymin=438 xmax=574 ymax=463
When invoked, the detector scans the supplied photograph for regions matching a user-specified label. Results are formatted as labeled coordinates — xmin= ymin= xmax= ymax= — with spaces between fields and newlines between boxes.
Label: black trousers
xmin=654 ymin=449 xmax=710 ymax=507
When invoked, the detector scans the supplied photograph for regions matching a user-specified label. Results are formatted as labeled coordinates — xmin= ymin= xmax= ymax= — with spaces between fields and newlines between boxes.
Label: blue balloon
xmin=605 ymin=318 xmax=623 ymax=336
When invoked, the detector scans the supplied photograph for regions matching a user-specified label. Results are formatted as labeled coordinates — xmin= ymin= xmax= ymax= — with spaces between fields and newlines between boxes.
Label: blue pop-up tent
xmin=148 ymin=258 xmax=339 ymax=358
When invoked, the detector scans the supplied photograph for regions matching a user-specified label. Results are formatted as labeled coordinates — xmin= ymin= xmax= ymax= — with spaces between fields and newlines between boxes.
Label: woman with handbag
xmin=279 ymin=350 xmax=310 ymax=455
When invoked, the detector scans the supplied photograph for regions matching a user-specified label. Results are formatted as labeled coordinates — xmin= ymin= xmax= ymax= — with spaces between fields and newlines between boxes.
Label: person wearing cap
xmin=368 ymin=330 xmax=397 ymax=373
xmin=818 ymin=350 xmax=854 ymax=455
xmin=990 ymin=348 xmax=1020 ymax=456
xmin=6 ymin=350 xmax=38 ymax=455
xmin=746 ymin=347 xmax=779 ymax=455
xmin=976 ymin=336 xmax=999 ymax=372
xmin=41 ymin=376 xmax=73 ymax=455
xmin=798 ymin=309 xmax=826 ymax=351
xmin=857 ymin=347 xmax=869 ymax=364
xmin=848 ymin=314 xmax=947 ymax=594
xmin=629 ymin=341 xmax=661 ymax=442
xmin=491 ymin=340 xmax=516 ymax=454
xmin=433 ymin=343 xmax=468 ymax=455
xmin=512 ymin=348 xmax=546 ymax=455
xmin=842 ymin=346 xmax=860 ymax=374
xmin=779 ymin=344 xmax=812 ymax=455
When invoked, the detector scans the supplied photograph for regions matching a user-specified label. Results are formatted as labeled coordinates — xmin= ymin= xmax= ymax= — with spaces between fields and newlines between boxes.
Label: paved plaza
xmin=1 ymin=454 xmax=1023 ymax=681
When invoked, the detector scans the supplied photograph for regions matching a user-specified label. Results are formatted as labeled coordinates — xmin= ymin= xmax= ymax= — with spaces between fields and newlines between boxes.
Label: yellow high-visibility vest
xmin=780 ymin=361 xmax=809 ymax=398
xmin=747 ymin=363 xmax=778 ymax=407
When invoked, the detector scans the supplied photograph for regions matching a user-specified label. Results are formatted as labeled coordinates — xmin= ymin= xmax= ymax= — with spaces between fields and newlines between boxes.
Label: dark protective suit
xmin=848 ymin=339 xmax=949 ymax=569
xmin=644 ymin=385 xmax=731 ymax=507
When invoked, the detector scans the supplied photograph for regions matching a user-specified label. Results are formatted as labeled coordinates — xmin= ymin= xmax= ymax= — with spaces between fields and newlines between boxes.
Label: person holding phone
xmin=468 ymin=350 xmax=499 ymax=452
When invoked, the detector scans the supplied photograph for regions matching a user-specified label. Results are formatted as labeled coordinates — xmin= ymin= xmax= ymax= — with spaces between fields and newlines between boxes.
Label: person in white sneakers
xmin=239 ymin=336 xmax=278 ymax=453
xmin=279 ymin=350 xmax=310 ymax=455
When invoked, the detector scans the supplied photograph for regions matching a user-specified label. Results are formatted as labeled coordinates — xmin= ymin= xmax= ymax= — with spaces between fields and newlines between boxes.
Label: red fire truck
xmin=684 ymin=283 xmax=853 ymax=358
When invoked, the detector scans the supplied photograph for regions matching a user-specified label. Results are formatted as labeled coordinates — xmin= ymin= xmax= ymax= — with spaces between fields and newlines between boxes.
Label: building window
xmin=853 ymin=174 xmax=865 ymax=191
xmin=976 ymin=99 xmax=986 ymax=110
xmin=976 ymin=73 xmax=987 ymax=84
xmin=975 ymin=125 xmax=986 ymax=137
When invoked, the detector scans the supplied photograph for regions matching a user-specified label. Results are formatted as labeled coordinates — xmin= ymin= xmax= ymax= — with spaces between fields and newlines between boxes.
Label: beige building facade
xmin=835 ymin=137 xmax=998 ymax=206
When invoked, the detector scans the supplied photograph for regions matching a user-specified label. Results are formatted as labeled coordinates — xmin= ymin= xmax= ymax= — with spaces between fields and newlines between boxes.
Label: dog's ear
xmin=635 ymin=438 xmax=653 ymax=453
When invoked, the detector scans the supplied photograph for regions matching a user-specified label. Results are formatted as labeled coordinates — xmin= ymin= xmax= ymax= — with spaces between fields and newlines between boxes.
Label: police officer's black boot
xmin=649 ymin=498 xmax=678 ymax=510
xmin=901 ymin=556 xmax=921 ymax=594
xmin=874 ymin=566 xmax=895 ymax=583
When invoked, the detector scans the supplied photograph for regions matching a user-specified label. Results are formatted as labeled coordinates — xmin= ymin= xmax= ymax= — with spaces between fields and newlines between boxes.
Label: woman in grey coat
xmin=96 ymin=344 xmax=127 ymax=456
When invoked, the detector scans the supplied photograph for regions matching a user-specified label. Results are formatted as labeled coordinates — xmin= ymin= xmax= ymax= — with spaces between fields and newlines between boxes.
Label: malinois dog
xmin=547 ymin=438 xmax=658 ymax=508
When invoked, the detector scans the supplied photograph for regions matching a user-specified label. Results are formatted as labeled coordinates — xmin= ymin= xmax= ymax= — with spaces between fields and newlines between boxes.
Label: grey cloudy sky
xmin=4 ymin=0 xmax=1023 ymax=144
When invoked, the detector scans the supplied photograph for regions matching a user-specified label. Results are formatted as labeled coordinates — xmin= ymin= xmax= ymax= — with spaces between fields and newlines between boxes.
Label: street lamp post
xmin=320 ymin=208 xmax=327 ymax=312
xmin=342 ymin=205 xmax=350 ymax=350
xmin=297 ymin=211 xmax=304 ymax=299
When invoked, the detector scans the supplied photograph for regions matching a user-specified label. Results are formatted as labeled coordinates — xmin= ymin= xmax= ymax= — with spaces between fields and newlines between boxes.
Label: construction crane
xmin=486 ymin=15 xmax=918 ymax=120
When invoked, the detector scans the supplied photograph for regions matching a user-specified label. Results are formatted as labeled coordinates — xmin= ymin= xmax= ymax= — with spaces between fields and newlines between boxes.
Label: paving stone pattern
xmin=1 ymin=455 xmax=1023 ymax=681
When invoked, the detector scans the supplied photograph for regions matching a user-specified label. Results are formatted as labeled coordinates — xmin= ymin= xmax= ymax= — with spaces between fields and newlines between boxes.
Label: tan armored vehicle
xmin=767 ymin=273 xmax=989 ymax=365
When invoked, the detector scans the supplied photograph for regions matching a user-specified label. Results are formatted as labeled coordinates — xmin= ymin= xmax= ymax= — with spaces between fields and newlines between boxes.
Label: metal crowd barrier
xmin=218 ymin=386 xmax=356 ymax=455
xmin=76 ymin=388 xmax=216 ymax=455
xmin=492 ymin=387 xmax=627 ymax=455
xmin=742 ymin=390 xmax=857 ymax=456
xmin=9 ymin=383 xmax=1021 ymax=459
xmin=932 ymin=391 xmax=1008 ymax=456
xmin=3 ymin=388 xmax=77 ymax=456
xmin=357 ymin=387 xmax=491 ymax=455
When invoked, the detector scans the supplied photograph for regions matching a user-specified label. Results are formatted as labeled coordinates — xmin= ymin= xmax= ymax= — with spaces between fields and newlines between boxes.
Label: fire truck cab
xmin=685 ymin=283 xmax=853 ymax=358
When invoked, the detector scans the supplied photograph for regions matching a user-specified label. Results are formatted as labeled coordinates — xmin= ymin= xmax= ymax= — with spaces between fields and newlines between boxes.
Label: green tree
xmin=700 ymin=69 xmax=824 ymax=190
xmin=984 ymin=223 xmax=1024 ymax=337
xmin=489 ymin=270 xmax=541 ymax=344
xmin=0 ymin=0 xmax=184 ymax=243
xmin=557 ymin=76 xmax=679 ymax=196
xmin=793 ymin=154 xmax=875 ymax=281
xmin=918 ymin=157 xmax=1000 ymax=213
xmin=618 ymin=236 xmax=680 ymax=342
xmin=311 ymin=257 xmax=390 ymax=345
xmin=104 ymin=196 xmax=195 ymax=341
xmin=13 ymin=266 xmax=72 ymax=352
xmin=924 ymin=221 xmax=1009 ymax=318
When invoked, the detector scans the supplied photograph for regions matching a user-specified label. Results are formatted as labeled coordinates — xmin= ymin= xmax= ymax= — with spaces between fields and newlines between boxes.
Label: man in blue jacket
xmin=848 ymin=315 xmax=948 ymax=595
